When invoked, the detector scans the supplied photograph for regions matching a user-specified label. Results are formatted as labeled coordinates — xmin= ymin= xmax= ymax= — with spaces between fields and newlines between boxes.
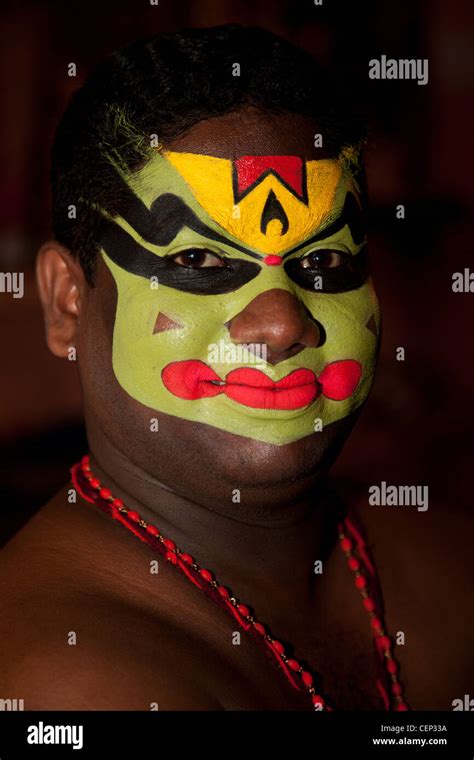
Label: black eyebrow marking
xmin=97 ymin=164 xmax=262 ymax=261
xmin=100 ymin=221 xmax=261 ymax=295
xmin=281 ymin=192 xmax=366 ymax=259
xmin=140 ymin=194 xmax=264 ymax=260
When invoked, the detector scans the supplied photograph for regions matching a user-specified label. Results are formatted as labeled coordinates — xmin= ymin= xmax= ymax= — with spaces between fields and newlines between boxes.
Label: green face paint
xmin=98 ymin=150 xmax=380 ymax=446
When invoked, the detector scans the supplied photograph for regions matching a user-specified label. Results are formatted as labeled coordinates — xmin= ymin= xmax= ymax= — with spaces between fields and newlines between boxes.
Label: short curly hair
xmin=51 ymin=24 xmax=366 ymax=285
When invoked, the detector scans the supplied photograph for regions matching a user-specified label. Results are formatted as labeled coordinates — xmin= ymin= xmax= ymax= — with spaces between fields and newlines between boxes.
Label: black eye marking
xmin=170 ymin=248 xmax=226 ymax=269
xmin=284 ymin=245 xmax=370 ymax=293
xmin=100 ymin=221 xmax=261 ymax=295
xmin=96 ymin=163 xmax=367 ymax=294
xmin=300 ymin=250 xmax=345 ymax=270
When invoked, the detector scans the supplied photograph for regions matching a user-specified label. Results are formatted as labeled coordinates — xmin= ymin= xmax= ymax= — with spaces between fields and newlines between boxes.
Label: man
xmin=0 ymin=25 xmax=472 ymax=711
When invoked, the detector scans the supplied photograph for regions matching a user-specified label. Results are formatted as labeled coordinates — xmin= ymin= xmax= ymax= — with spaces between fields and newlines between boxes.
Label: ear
xmin=36 ymin=241 xmax=87 ymax=358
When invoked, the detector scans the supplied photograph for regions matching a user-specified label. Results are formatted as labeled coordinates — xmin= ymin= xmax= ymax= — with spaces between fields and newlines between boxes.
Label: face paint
xmin=98 ymin=149 xmax=380 ymax=446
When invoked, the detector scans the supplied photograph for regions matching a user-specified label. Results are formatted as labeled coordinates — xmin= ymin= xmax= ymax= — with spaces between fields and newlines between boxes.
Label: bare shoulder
xmin=0 ymin=493 xmax=222 ymax=711
xmin=0 ymin=578 xmax=222 ymax=711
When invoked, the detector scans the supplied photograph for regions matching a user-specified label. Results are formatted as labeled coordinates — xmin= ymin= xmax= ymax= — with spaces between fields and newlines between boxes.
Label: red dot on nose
xmin=263 ymin=255 xmax=282 ymax=266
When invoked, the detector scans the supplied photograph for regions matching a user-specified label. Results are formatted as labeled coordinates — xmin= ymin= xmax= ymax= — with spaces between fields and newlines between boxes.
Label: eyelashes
xmin=101 ymin=219 xmax=369 ymax=296
xmin=284 ymin=245 xmax=370 ymax=293
xmin=168 ymin=245 xmax=370 ymax=294
xmin=100 ymin=221 xmax=260 ymax=294
xmin=149 ymin=255 xmax=260 ymax=294
xmin=169 ymin=248 xmax=227 ymax=269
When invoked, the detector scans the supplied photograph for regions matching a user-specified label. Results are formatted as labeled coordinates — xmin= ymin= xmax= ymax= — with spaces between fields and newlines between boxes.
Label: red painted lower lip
xmin=223 ymin=367 xmax=318 ymax=409
xmin=161 ymin=359 xmax=362 ymax=410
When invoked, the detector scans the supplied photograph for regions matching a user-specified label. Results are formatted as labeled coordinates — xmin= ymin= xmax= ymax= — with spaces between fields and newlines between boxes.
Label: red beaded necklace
xmin=71 ymin=455 xmax=409 ymax=712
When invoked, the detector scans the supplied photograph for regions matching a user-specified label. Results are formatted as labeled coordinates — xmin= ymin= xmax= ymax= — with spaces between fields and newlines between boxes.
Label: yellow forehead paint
xmin=99 ymin=151 xmax=380 ymax=445
xmin=164 ymin=151 xmax=344 ymax=254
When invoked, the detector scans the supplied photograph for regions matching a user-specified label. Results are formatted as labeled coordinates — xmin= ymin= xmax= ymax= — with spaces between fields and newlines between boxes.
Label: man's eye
xmin=171 ymin=249 xmax=226 ymax=268
xmin=300 ymin=249 xmax=345 ymax=269
xmin=284 ymin=244 xmax=368 ymax=293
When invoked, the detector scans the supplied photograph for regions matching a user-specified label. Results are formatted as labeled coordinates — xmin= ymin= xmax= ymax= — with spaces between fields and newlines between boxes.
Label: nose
xmin=227 ymin=288 xmax=322 ymax=365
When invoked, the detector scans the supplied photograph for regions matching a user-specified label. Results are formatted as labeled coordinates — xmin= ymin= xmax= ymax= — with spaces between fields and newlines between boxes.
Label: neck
xmin=86 ymin=427 xmax=344 ymax=612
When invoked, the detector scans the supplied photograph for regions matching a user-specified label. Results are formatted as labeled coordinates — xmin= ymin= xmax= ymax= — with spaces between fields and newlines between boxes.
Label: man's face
xmin=78 ymin=110 xmax=379 ymax=500
xmin=98 ymin=148 xmax=378 ymax=447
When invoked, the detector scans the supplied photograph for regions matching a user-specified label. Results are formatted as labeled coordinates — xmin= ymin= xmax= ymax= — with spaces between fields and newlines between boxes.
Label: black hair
xmin=51 ymin=24 xmax=366 ymax=284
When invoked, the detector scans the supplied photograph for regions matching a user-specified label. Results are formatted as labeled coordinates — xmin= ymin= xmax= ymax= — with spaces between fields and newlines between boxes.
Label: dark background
xmin=0 ymin=0 xmax=473 ymax=544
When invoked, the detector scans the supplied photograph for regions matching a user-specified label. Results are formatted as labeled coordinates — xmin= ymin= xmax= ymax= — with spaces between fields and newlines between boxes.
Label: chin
xmin=190 ymin=414 xmax=356 ymax=490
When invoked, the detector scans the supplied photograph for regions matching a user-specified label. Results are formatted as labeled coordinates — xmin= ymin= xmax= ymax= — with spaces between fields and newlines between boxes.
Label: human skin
xmin=98 ymin=143 xmax=376 ymax=446
xmin=75 ymin=105 xmax=378 ymax=511
xmin=0 ymin=107 xmax=472 ymax=710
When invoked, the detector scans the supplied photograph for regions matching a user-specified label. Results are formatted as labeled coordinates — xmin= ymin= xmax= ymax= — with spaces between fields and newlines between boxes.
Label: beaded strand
xmin=71 ymin=455 xmax=408 ymax=711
